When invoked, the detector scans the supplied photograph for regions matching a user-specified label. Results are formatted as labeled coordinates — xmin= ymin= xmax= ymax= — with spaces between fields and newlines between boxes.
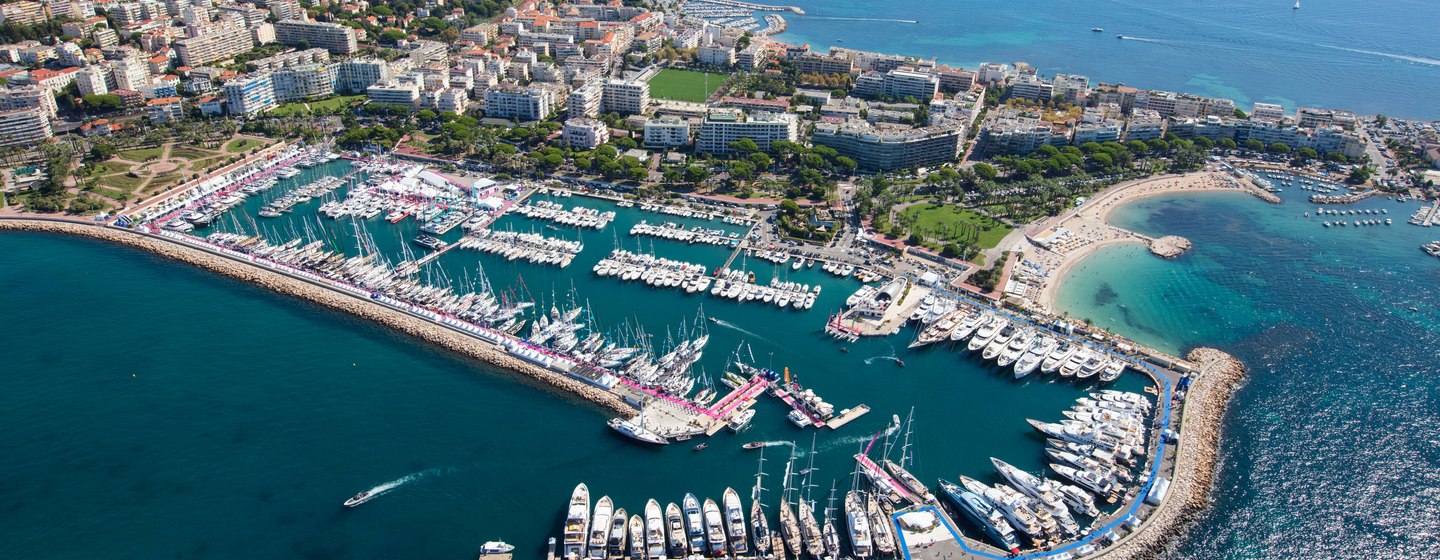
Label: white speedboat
xmin=479 ymin=541 xmax=515 ymax=555
xmin=343 ymin=490 xmax=375 ymax=507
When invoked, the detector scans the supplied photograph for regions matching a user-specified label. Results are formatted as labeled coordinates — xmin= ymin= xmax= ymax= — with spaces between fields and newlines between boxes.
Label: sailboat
xmin=777 ymin=447 xmax=804 ymax=557
xmin=799 ymin=436 xmax=826 ymax=558
xmin=1293 ymin=0 xmax=1300 ymax=9
xmin=750 ymin=448 xmax=773 ymax=557
xmin=883 ymin=408 xmax=937 ymax=504
xmin=821 ymin=482 xmax=842 ymax=559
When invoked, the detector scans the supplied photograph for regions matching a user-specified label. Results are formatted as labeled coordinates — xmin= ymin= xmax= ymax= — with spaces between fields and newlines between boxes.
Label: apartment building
xmin=643 ymin=115 xmax=690 ymax=148
xmin=601 ymin=78 xmax=648 ymax=115
xmin=483 ymin=84 xmax=553 ymax=120
xmin=562 ymin=117 xmax=609 ymax=149
xmin=0 ymin=107 xmax=52 ymax=147
xmin=274 ymin=20 xmax=357 ymax=55
xmin=811 ymin=120 xmax=962 ymax=171
xmin=174 ymin=22 xmax=254 ymax=66
xmin=696 ymin=109 xmax=797 ymax=155
xmin=224 ymin=73 xmax=277 ymax=116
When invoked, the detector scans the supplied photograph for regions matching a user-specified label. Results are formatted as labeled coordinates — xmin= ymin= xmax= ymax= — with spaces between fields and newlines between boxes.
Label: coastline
xmin=0 ymin=217 xmax=639 ymax=418
xmin=1024 ymin=172 xmax=1256 ymax=313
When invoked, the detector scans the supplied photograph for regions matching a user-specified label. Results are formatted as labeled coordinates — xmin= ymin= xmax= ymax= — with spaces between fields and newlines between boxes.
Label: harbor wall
xmin=0 ymin=218 xmax=639 ymax=418
xmin=1095 ymin=347 xmax=1247 ymax=559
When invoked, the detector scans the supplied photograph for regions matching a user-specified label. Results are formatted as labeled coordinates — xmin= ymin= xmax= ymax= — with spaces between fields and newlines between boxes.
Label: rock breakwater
xmin=1096 ymin=347 xmax=1247 ymax=559
xmin=0 ymin=218 xmax=638 ymax=417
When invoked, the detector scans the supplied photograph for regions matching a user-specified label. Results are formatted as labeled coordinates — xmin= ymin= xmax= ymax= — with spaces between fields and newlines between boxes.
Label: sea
xmin=0 ymin=159 xmax=1149 ymax=558
xmin=774 ymin=0 xmax=1440 ymax=119
xmin=1055 ymin=188 xmax=1440 ymax=557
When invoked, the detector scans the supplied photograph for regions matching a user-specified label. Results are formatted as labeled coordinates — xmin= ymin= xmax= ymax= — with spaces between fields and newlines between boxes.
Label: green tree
xmin=1218 ymin=138 xmax=1237 ymax=150
xmin=1243 ymin=139 xmax=1265 ymax=151
xmin=1267 ymin=142 xmax=1291 ymax=154
xmin=379 ymin=29 xmax=407 ymax=44
xmin=727 ymin=138 xmax=759 ymax=154
xmin=683 ymin=165 xmax=708 ymax=184
xmin=972 ymin=162 xmax=997 ymax=180
xmin=727 ymin=161 xmax=756 ymax=181
xmin=89 ymin=143 xmax=117 ymax=161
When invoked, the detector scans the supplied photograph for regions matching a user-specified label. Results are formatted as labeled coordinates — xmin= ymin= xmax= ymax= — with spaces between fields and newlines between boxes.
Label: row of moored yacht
xmin=514 ymin=200 xmax=615 ymax=229
xmin=938 ymin=390 xmax=1151 ymax=554
xmin=914 ymin=307 xmax=1129 ymax=382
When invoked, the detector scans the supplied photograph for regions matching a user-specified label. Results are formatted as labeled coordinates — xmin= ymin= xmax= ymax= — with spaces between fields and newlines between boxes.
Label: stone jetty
xmin=1242 ymin=177 xmax=1284 ymax=204
xmin=1096 ymin=347 xmax=1247 ymax=559
xmin=0 ymin=218 xmax=639 ymax=417
xmin=1148 ymin=235 xmax=1192 ymax=258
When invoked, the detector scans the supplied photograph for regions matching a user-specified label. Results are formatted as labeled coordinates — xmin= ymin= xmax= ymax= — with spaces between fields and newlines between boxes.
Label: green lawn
xmin=268 ymin=94 xmax=365 ymax=117
xmin=900 ymin=203 xmax=1013 ymax=250
xmin=168 ymin=146 xmax=215 ymax=161
xmin=310 ymin=94 xmax=365 ymax=112
xmin=118 ymin=147 xmax=164 ymax=162
xmin=98 ymin=174 xmax=146 ymax=191
xmin=149 ymin=174 xmax=184 ymax=191
xmin=91 ymin=185 xmax=132 ymax=202
xmin=225 ymin=138 xmax=264 ymax=153
xmin=89 ymin=161 xmax=132 ymax=175
xmin=647 ymin=69 xmax=727 ymax=103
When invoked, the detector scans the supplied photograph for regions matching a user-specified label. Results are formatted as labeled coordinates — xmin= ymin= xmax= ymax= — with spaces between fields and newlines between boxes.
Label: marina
xmin=7 ymin=144 xmax=1221 ymax=560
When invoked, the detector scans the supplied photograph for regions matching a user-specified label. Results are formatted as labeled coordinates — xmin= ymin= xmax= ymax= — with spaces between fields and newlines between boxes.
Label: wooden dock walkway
xmin=825 ymin=404 xmax=869 ymax=429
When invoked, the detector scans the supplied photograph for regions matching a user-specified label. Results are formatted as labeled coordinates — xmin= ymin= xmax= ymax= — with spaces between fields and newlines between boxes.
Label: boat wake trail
xmin=863 ymin=355 xmax=900 ymax=365
xmin=1115 ymin=35 xmax=1164 ymax=43
xmin=805 ymin=16 xmax=917 ymax=23
xmin=711 ymin=319 xmax=774 ymax=345
xmin=1316 ymin=44 xmax=1440 ymax=66
xmin=809 ymin=423 xmax=901 ymax=454
xmin=359 ymin=467 xmax=456 ymax=501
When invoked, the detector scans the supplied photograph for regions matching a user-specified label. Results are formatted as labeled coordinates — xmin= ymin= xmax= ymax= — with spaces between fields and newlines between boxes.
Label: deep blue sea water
xmin=1055 ymin=190 xmax=1440 ymax=557
xmin=777 ymin=0 xmax=1440 ymax=119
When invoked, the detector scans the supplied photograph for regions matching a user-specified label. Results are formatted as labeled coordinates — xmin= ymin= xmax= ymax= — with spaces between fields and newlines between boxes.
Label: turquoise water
xmin=0 ymin=181 xmax=1148 ymax=556
xmin=1055 ymin=190 xmax=1440 ymax=556
xmin=777 ymin=0 xmax=1440 ymax=119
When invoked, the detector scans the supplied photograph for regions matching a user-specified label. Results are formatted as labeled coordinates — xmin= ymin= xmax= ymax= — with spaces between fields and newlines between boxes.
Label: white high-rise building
xmin=76 ymin=65 xmax=109 ymax=96
xmin=224 ymin=74 xmax=277 ymax=116
xmin=696 ymin=109 xmax=797 ymax=155
xmin=601 ymin=79 xmax=649 ymax=115
xmin=562 ymin=118 xmax=609 ymax=150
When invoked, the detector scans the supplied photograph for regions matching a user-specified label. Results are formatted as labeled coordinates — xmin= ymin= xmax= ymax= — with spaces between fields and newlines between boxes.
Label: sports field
xmin=647 ymin=69 xmax=727 ymax=103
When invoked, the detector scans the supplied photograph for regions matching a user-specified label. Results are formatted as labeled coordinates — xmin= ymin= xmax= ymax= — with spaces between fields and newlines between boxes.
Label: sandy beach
xmin=1016 ymin=171 xmax=1252 ymax=313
